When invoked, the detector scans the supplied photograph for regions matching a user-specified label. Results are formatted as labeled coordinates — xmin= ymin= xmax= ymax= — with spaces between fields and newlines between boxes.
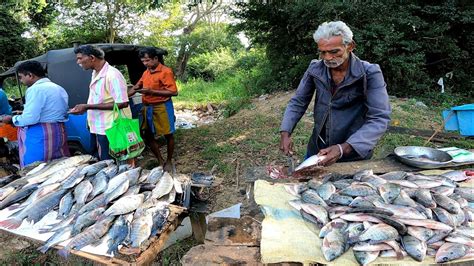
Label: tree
xmin=0 ymin=0 xmax=57 ymax=70
xmin=233 ymin=1 xmax=474 ymax=98
xmin=174 ymin=1 xmax=224 ymax=79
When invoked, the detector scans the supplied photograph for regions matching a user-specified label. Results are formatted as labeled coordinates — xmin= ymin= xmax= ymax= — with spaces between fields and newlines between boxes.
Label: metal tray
xmin=394 ymin=146 xmax=453 ymax=169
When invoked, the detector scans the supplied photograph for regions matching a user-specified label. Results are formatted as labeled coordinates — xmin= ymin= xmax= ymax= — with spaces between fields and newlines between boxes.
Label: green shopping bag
xmin=105 ymin=104 xmax=145 ymax=161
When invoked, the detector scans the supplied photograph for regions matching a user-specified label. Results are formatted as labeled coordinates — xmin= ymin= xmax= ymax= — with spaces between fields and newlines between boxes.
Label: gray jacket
xmin=280 ymin=53 xmax=391 ymax=160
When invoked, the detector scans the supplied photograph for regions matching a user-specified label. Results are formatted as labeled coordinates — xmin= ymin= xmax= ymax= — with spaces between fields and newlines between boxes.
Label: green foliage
xmin=0 ymin=0 xmax=53 ymax=70
xmin=233 ymin=1 xmax=474 ymax=98
xmin=186 ymin=48 xmax=236 ymax=81
xmin=175 ymin=72 xmax=251 ymax=117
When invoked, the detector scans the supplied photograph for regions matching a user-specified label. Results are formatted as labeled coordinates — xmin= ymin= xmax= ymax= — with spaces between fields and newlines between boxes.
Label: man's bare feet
xmin=163 ymin=160 xmax=173 ymax=174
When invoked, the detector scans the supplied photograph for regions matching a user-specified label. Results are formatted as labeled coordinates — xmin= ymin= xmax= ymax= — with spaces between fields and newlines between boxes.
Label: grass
xmin=174 ymin=73 xmax=253 ymax=117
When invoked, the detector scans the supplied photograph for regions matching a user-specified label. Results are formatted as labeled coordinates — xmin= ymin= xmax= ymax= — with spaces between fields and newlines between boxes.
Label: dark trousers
xmin=90 ymin=133 xmax=111 ymax=161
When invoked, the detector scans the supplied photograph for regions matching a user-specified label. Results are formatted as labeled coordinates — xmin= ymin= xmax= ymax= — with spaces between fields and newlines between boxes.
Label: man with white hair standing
xmin=280 ymin=21 xmax=391 ymax=166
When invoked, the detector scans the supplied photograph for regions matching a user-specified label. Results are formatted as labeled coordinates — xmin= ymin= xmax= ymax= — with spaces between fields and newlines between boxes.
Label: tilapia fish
xmin=57 ymin=216 xmax=115 ymax=258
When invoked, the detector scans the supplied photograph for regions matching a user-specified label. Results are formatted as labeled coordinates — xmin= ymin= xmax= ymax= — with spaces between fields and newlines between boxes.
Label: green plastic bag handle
xmin=112 ymin=103 xmax=124 ymax=120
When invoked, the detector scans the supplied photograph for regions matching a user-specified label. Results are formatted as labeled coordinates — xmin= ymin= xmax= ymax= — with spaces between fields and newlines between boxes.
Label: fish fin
xmin=6 ymin=204 xmax=23 ymax=211
xmin=57 ymin=248 xmax=70 ymax=258
xmin=0 ymin=218 xmax=22 ymax=229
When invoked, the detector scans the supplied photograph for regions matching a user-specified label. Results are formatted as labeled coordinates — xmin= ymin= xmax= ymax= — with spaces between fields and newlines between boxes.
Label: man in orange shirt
xmin=129 ymin=47 xmax=178 ymax=172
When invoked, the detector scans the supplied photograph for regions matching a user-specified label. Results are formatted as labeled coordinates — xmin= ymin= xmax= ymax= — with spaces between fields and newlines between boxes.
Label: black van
xmin=0 ymin=43 xmax=166 ymax=154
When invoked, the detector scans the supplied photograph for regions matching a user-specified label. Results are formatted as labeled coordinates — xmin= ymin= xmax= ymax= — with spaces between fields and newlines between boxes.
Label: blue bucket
xmin=443 ymin=104 xmax=474 ymax=136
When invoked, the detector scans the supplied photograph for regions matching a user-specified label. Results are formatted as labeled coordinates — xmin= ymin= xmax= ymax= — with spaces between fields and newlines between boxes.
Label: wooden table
xmin=0 ymin=205 xmax=187 ymax=265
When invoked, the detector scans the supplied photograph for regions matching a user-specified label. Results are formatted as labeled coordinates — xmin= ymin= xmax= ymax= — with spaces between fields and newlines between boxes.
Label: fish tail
xmin=0 ymin=218 xmax=22 ymax=229
xmin=106 ymin=244 xmax=117 ymax=255
xmin=57 ymin=248 xmax=70 ymax=258
xmin=37 ymin=244 xmax=51 ymax=254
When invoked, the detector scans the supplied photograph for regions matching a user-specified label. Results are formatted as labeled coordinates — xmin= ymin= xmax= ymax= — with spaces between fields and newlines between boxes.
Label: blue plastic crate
xmin=443 ymin=104 xmax=474 ymax=136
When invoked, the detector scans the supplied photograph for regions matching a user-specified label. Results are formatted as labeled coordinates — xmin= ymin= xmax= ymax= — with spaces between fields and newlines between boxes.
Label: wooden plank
xmin=189 ymin=212 xmax=207 ymax=244
xmin=245 ymin=155 xmax=474 ymax=183
xmin=387 ymin=126 xmax=465 ymax=139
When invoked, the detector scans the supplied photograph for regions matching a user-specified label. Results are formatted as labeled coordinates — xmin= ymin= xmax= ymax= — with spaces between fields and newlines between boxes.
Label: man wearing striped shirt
xmin=70 ymin=45 xmax=132 ymax=160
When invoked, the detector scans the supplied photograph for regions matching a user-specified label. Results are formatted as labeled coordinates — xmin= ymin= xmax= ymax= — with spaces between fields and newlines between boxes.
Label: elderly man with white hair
xmin=280 ymin=21 xmax=391 ymax=166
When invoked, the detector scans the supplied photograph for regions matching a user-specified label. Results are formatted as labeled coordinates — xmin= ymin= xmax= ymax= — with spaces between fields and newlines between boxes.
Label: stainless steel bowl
xmin=394 ymin=146 xmax=453 ymax=169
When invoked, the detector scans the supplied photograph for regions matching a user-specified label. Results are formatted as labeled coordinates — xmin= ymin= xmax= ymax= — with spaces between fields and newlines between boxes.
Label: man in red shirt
xmin=129 ymin=47 xmax=178 ymax=172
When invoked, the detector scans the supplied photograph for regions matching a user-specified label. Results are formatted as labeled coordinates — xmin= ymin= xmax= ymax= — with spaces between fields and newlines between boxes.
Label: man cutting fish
xmin=280 ymin=21 xmax=391 ymax=166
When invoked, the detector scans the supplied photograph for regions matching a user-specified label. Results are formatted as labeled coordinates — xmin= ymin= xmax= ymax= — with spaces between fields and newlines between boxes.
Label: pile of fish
xmin=0 ymin=155 xmax=186 ymax=257
xmin=285 ymin=169 xmax=474 ymax=265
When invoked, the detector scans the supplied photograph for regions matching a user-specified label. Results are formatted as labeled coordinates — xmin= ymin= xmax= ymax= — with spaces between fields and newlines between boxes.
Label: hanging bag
xmin=105 ymin=103 xmax=145 ymax=160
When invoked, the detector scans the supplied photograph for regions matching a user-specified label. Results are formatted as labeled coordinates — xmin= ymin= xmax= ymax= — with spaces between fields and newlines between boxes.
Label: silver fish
xmin=74 ymin=180 xmax=93 ymax=206
xmin=130 ymin=209 xmax=153 ymax=248
xmin=353 ymin=242 xmax=392 ymax=251
xmin=26 ymin=155 xmax=93 ymax=185
xmin=445 ymin=232 xmax=474 ymax=247
xmin=328 ymin=193 xmax=353 ymax=206
xmin=345 ymin=223 xmax=365 ymax=239
xmin=373 ymin=201 xmax=426 ymax=220
xmin=151 ymin=172 xmax=174 ymax=200
xmin=283 ymin=183 xmax=307 ymax=197
xmin=340 ymin=183 xmax=376 ymax=197
xmin=387 ymin=179 xmax=418 ymax=188
xmin=430 ymin=186 xmax=454 ymax=196
xmin=57 ymin=191 xmax=74 ymax=219
xmin=315 ymin=182 xmax=336 ymax=200
xmin=300 ymin=203 xmax=329 ymax=227
xmin=393 ymin=189 xmax=417 ymax=207
xmin=322 ymin=229 xmax=347 ymax=262
xmin=354 ymin=250 xmax=379 ymax=266
xmin=414 ymin=189 xmax=436 ymax=209
xmin=150 ymin=207 xmax=170 ymax=236
xmin=80 ymin=159 xmax=114 ymax=176
xmin=146 ymin=166 xmax=164 ymax=184
xmin=301 ymin=189 xmax=328 ymax=207
xmin=435 ymin=243 xmax=468 ymax=263
xmin=58 ymin=216 xmax=115 ymax=258
xmin=0 ymin=189 xmax=67 ymax=229
xmin=401 ymin=235 xmax=427 ymax=262
xmin=88 ymin=174 xmax=108 ymax=200
xmin=105 ymin=179 xmax=130 ymax=203
xmin=349 ymin=223 xmax=398 ymax=244
xmin=37 ymin=225 xmax=73 ymax=253
xmin=433 ymin=207 xmax=456 ymax=228
xmin=72 ymin=207 xmax=106 ymax=235
xmin=378 ymin=183 xmax=401 ymax=204
xmin=432 ymin=193 xmax=461 ymax=214
xmin=441 ymin=170 xmax=470 ymax=182
xmin=353 ymin=169 xmax=374 ymax=181
xmin=379 ymin=171 xmax=407 ymax=180
xmin=40 ymin=166 xmax=78 ymax=188
xmin=103 ymin=194 xmax=145 ymax=217
xmin=105 ymin=167 xmax=141 ymax=194
xmin=107 ymin=214 xmax=131 ymax=255
xmin=397 ymin=218 xmax=453 ymax=231
xmin=294 ymin=155 xmax=324 ymax=171
xmin=454 ymin=187 xmax=474 ymax=202
xmin=380 ymin=249 xmax=407 ymax=258
xmin=407 ymin=226 xmax=434 ymax=242
xmin=360 ymin=174 xmax=387 ymax=187
xmin=319 ymin=219 xmax=348 ymax=238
